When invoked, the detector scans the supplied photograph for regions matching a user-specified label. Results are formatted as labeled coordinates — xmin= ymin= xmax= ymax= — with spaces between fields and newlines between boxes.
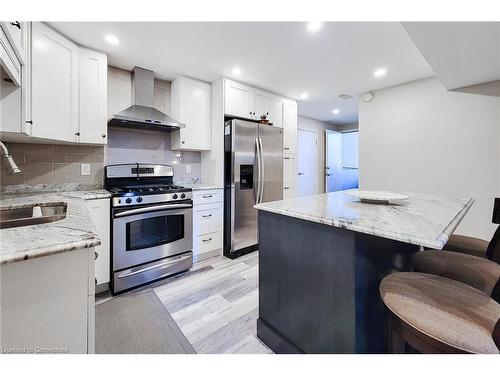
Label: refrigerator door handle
xmin=255 ymin=137 xmax=262 ymax=204
xmin=258 ymin=137 xmax=265 ymax=203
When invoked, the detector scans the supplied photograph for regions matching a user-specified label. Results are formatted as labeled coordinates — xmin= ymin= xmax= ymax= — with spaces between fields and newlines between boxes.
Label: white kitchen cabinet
xmin=31 ymin=22 xmax=79 ymax=142
xmin=171 ymin=76 xmax=212 ymax=151
xmin=283 ymin=99 xmax=298 ymax=154
xmin=0 ymin=23 xmax=32 ymax=139
xmin=1 ymin=22 xmax=28 ymax=65
xmin=268 ymin=97 xmax=284 ymax=127
xmin=283 ymin=153 xmax=297 ymax=182
xmin=192 ymin=189 xmax=223 ymax=263
xmin=78 ymin=48 xmax=107 ymax=144
xmin=283 ymin=179 xmax=296 ymax=199
xmin=85 ymin=198 xmax=110 ymax=290
xmin=224 ymin=79 xmax=255 ymax=119
xmin=0 ymin=248 xmax=95 ymax=353
xmin=254 ymin=91 xmax=271 ymax=120
xmin=0 ymin=21 xmax=29 ymax=87
xmin=254 ymin=91 xmax=283 ymax=126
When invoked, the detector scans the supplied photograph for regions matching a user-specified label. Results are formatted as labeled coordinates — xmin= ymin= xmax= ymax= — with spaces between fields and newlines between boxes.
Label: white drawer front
xmin=193 ymin=189 xmax=223 ymax=205
xmin=194 ymin=231 xmax=222 ymax=254
xmin=194 ymin=203 xmax=223 ymax=236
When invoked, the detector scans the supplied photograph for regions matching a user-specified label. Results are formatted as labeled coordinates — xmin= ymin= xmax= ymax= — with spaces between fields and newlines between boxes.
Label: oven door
xmin=113 ymin=202 xmax=193 ymax=271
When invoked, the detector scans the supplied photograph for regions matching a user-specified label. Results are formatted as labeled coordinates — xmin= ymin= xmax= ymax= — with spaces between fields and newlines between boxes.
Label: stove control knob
xmin=180 ymin=193 xmax=186 ymax=199
xmin=125 ymin=198 xmax=132 ymax=204
xmin=172 ymin=194 xmax=178 ymax=200
xmin=136 ymin=197 xmax=143 ymax=203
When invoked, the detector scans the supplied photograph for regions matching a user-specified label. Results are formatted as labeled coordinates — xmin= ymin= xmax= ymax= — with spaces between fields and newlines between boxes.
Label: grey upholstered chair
xmin=415 ymin=198 xmax=500 ymax=303
xmin=443 ymin=197 xmax=500 ymax=264
xmin=380 ymin=272 xmax=500 ymax=354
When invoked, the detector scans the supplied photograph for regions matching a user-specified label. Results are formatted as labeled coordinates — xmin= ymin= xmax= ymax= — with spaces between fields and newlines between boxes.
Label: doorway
xmin=325 ymin=130 xmax=359 ymax=192
xmin=297 ymin=128 xmax=318 ymax=197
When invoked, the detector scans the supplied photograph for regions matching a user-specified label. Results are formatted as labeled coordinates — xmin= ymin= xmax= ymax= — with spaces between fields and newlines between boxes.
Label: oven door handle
xmin=116 ymin=254 xmax=192 ymax=278
xmin=114 ymin=203 xmax=193 ymax=218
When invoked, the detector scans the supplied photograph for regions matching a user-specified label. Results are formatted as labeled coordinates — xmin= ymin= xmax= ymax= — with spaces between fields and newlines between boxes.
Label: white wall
xmin=359 ymin=77 xmax=500 ymax=240
xmin=298 ymin=116 xmax=339 ymax=194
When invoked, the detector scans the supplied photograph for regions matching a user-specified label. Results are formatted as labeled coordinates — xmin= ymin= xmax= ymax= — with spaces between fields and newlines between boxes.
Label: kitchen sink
xmin=0 ymin=203 xmax=67 ymax=229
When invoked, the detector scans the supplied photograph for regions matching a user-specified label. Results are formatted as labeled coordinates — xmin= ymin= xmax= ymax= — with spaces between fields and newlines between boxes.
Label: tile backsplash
xmin=0 ymin=142 xmax=104 ymax=187
xmin=106 ymin=127 xmax=201 ymax=184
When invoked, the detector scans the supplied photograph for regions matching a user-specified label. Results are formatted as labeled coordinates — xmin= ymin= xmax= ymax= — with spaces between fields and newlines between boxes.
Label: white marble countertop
xmin=254 ymin=190 xmax=474 ymax=249
xmin=181 ymin=183 xmax=224 ymax=191
xmin=0 ymin=191 xmax=108 ymax=265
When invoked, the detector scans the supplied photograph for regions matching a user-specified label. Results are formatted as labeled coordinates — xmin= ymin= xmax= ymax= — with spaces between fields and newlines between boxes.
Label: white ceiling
xmin=49 ymin=22 xmax=434 ymax=124
xmin=403 ymin=22 xmax=500 ymax=91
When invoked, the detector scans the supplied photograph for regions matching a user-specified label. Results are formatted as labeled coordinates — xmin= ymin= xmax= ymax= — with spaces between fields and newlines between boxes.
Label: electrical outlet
xmin=80 ymin=163 xmax=91 ymax=176
xmin=185 ymin=164 xmax=192 ymax=174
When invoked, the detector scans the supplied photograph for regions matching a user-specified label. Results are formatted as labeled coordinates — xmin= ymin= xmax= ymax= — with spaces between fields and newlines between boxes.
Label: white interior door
xmin=297 ymin=129 xmax=317 ymax=197
xmin=325 ymin=130 xmax=343 ymax=192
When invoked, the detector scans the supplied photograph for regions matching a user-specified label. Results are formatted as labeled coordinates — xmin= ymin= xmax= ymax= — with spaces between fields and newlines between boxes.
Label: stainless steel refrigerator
xmin=224 ymin=119 xmax=283 ymax=259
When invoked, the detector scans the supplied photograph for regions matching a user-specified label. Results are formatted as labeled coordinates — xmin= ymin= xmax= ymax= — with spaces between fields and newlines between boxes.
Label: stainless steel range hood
xmin=108 ymin=67 xmax=185 ymax=132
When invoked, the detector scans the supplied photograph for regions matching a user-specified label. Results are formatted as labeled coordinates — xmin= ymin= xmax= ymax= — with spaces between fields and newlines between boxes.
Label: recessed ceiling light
xmin=300 ymin=93 xmax=309 ymax=100
xmin=374 ymin=68 xmax=387 ymax=77
xmin=232 ymin=67 xmax=242 ymax=77
xmin=332 ymin=109 xmax=340 ymax=115
xmin=105 ymin=34 xmax=120 ymax=46
xmin=306 ymin=22 xmax=322 ymax=33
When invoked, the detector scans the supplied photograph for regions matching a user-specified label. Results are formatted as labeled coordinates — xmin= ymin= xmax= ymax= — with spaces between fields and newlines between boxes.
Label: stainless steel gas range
xmin=104 ymin=163 xmax=193 ymax=294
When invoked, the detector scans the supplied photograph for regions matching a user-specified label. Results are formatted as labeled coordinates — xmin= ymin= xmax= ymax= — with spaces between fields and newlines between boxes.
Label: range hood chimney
xmin=108 ymin=67 xmax=185 ymax=132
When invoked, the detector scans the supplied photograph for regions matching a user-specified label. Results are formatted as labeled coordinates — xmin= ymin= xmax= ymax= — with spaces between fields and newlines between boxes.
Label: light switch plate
xmin=80 ymin=163 xmax=91 ymax=176
xmin=185 ymin=164 xmax=192 ymax=174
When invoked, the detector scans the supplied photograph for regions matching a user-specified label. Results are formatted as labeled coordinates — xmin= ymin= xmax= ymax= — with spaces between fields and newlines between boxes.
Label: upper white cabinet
xmin=1 ymin=22 xmax=108 ymax=145
xmin=78 ymin=47 xmax=107 ymax=144
xmin=224 ymin=78 xmax=285 ymax=126
xmin=0 ymin=21 xmax=29 ymax=87
xmin=224 ymin=79 xmax=254 ymax=119
xmin=31 ymin=22 xmax=79 ymax=142
xmin=171 ymin=76 xmax=212 ymax=151
xmin=1 ymin=22 xmax=28 ymax=65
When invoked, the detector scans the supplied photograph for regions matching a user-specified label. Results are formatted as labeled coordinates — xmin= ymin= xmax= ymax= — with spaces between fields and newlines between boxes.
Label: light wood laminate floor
xmin=152 ymin=251 xmax=271 ymax=354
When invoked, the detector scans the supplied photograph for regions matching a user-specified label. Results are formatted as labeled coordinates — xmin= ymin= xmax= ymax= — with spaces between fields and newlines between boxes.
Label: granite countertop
xmin=254 ymin=191 xmax=474 ymax=249
xmin=181 ymin=183 xmax=224 ymax=191
xmin=0 ymin=190 xmax=110 ymax=265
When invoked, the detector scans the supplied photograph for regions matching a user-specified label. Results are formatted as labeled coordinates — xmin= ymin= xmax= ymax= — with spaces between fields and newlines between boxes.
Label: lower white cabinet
xmin=192 ymin=189 xmax=223 ymax=263
xmin=85 ymin=198 xmax=110 ymax=290
xmin=0 ymin=248 xmax=95 ymax=353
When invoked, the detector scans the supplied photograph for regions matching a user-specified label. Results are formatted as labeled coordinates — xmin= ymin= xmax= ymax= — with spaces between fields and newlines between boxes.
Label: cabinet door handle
xmin=181 ymin=141 xmax=186 ymax=144
xmin=202 ymin=237 xmax=213 ymax=242
xmin=95 ymin=251 xmax=99 ymax=260
xmin=101 ymin=134 xmax=106 ymax=138
xmin=26 ymin=120 xmax=33 ymax=125
xmin=298 ymin=172 xmax=304 ymax=176
xmin=202 ymin=194 xmax=212 ymax=198
xmin=202 ymin=213 xmax=212 ymax=218
xmin=10 ymin=22 xmax=21 ymax=29
xmin=75 ymin=132 xmax=80 ymax=136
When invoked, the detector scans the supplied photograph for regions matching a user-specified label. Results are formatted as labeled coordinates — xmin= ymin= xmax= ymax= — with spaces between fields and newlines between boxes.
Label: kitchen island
xmin=254 ymin=191 xmax=473 ymax=353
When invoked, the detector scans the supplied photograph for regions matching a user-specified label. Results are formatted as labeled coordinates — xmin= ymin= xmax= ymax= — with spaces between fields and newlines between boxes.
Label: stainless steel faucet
xmin=0 ymin=141 xmax=21 ymax=174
